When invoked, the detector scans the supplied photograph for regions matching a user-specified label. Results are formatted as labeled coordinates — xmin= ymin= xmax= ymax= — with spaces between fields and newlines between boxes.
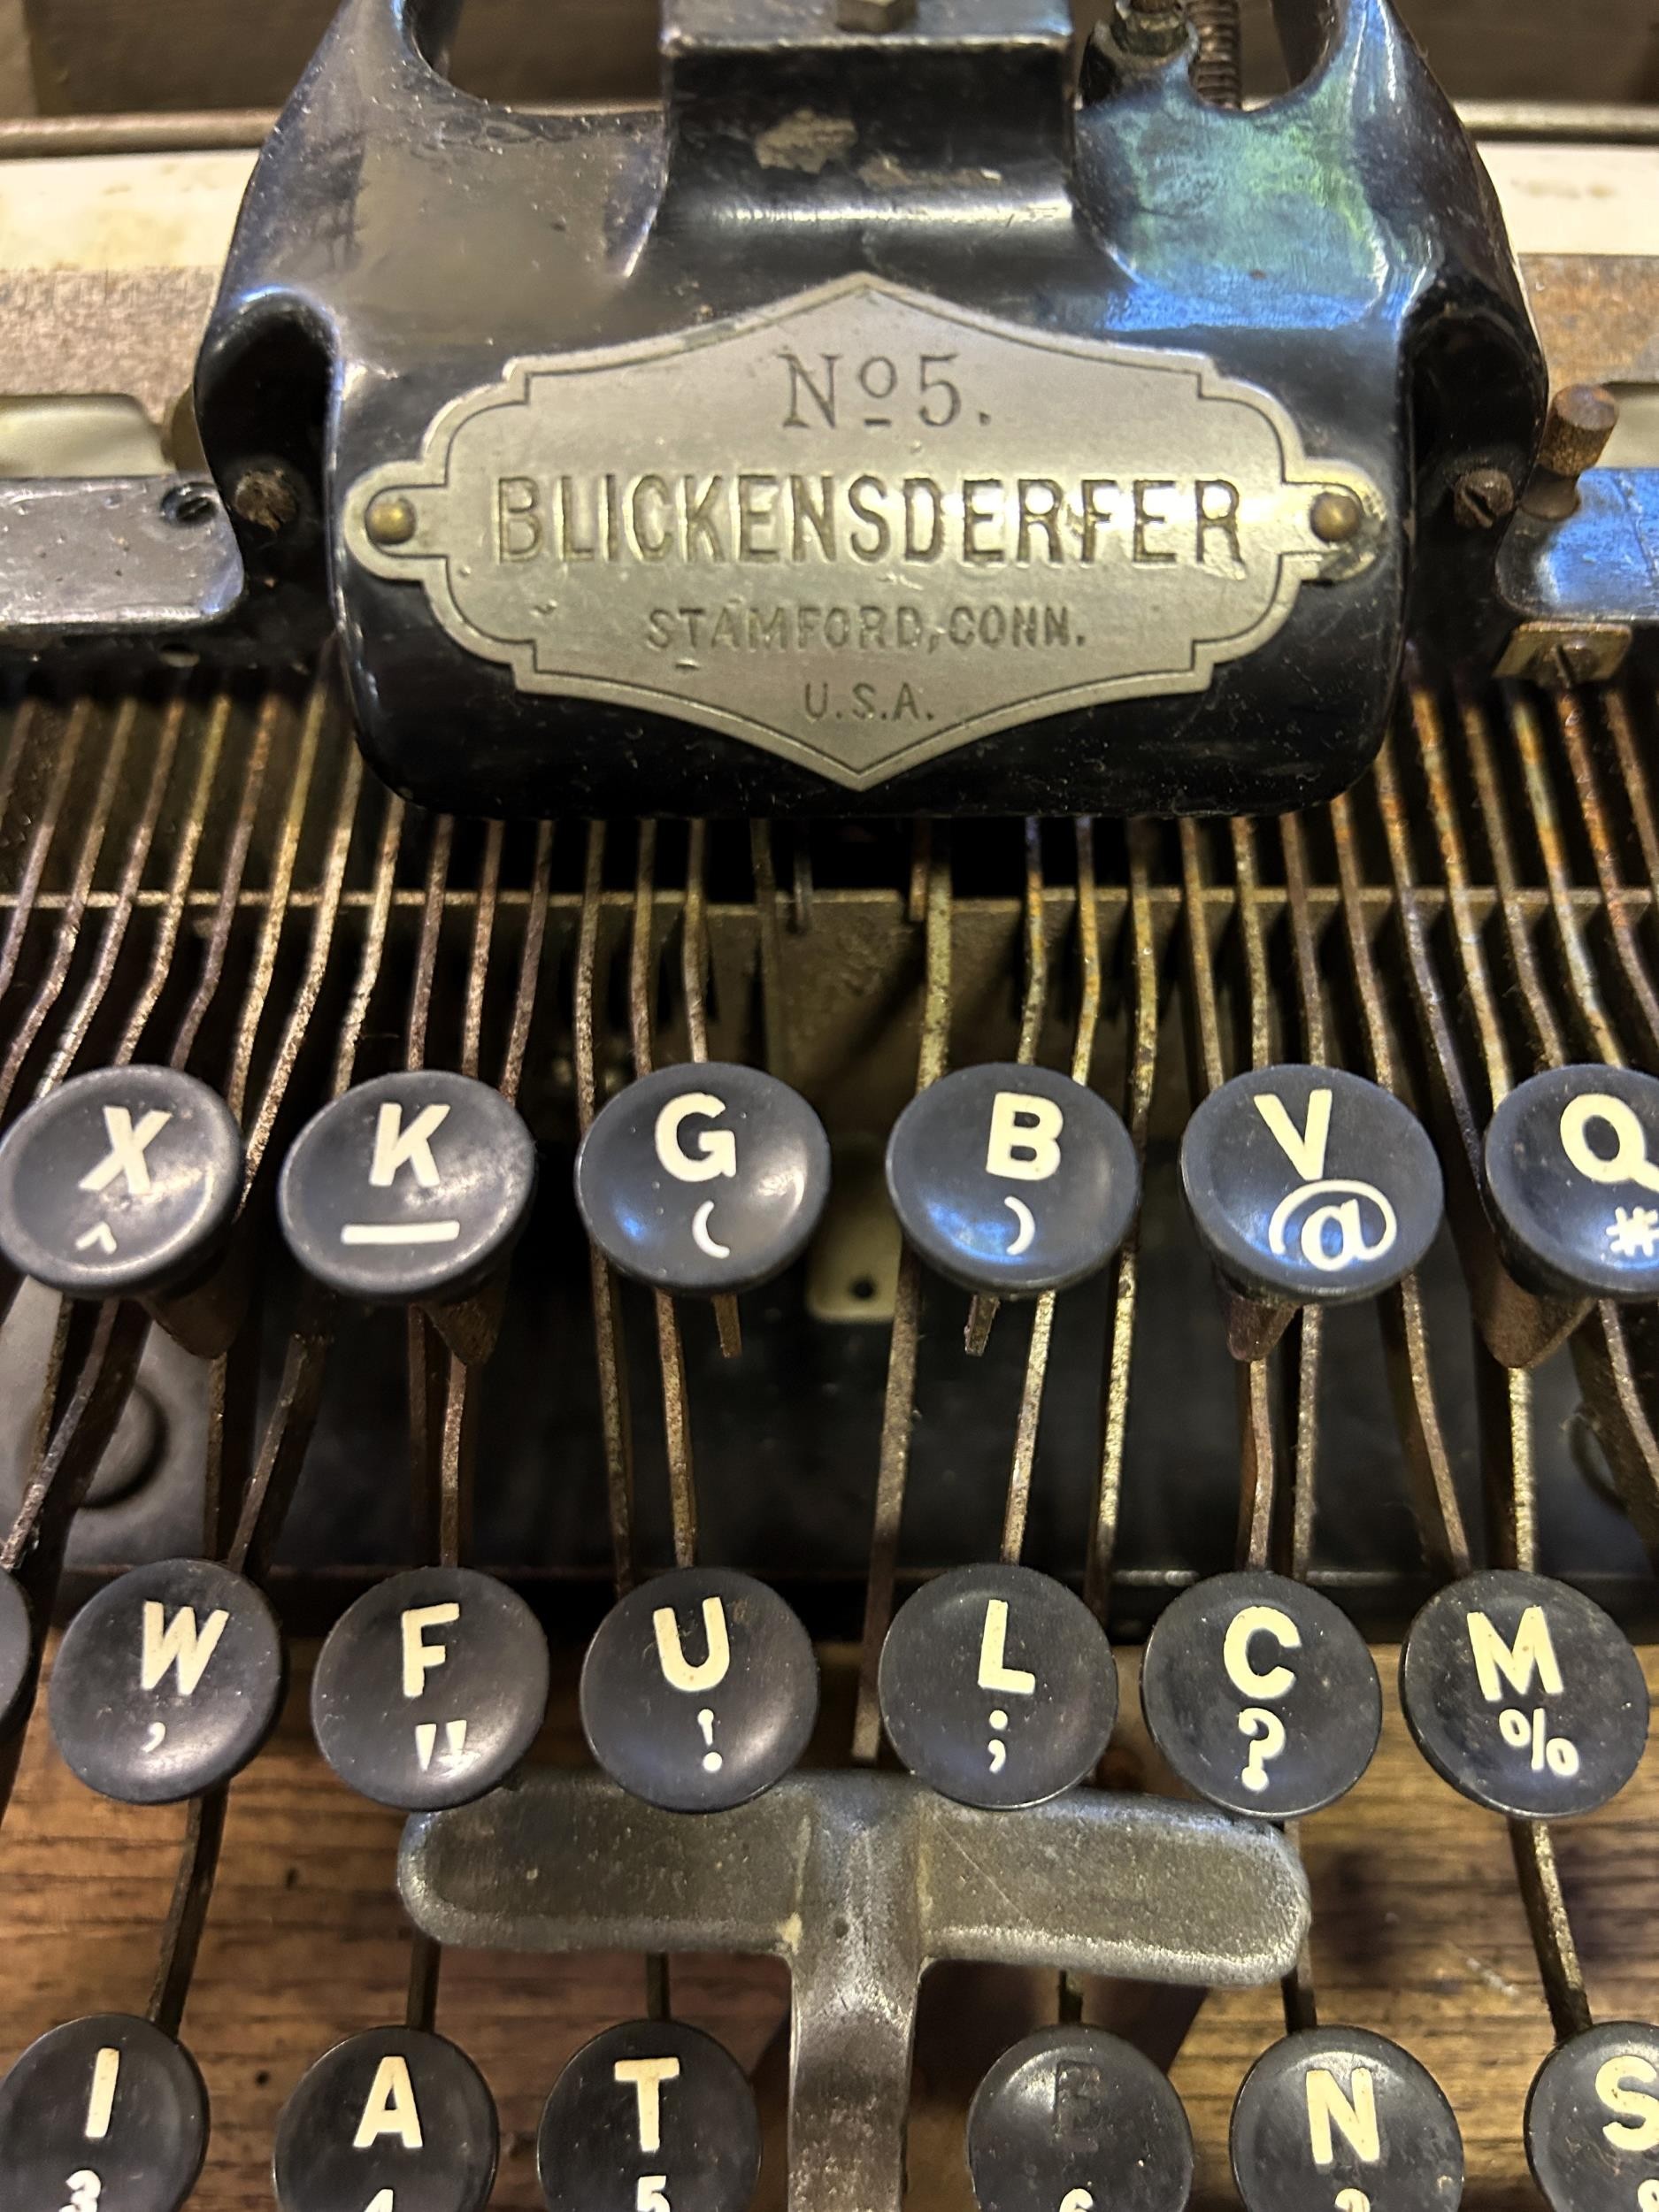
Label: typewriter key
xmin=0 ymin=1064 xmax=242 ymax=1298
xmin=885 ymin=1063 xmax=1140 ymax=1297
xmin=1400 ymin=1570 xmax=1648 ymax=1819
xmin=49 ymin=1557 xmax=283 ymax=1804
xmin=274 ymin=2024 xmax=497 ymax=2212
xmin=311 ymin=1566 xmax=549 ymax=1810
xmin=0 ymin=2012 xmax=209 ymax=2212
xmin=574 ymin=1062 xmax=831 ymax=1295
xmin=537 ymin=2018 xmax=761 ymax=2212
xmin=967 ymin=2024 xmax=1194 ymax=2212
xmin=1139 ymin=1571 xmax=1382 ymax=1820
xmin=0 ymin=1564 xmax=33 ymax=1736
xmin=580 ymin=1566 xmax=818 ymax=1811
xmin=278 ymin=1070 xmax=536 ymax=1304
xmin=1526 ymin=2020 xmax=1659 ymax=2212
xmin=1231 ymin=2027 xmax=1463 ymax=2212
xmin=1485 ymin=1066 xmax=1659 ymax=1300
xmin=877 ymin=1562 xmax=1118 ymax=1809
xmin=1180 ymin=1064 xmax=1442 ymax=1307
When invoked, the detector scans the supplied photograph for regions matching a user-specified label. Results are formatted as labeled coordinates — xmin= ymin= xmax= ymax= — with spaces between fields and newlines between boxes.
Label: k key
xmin=274 ymin=2024 xmax=497 ymax=2212
xmin=0 ymin=2013 xmax=210 ymax=2212
xmin=538 ymin=2019 xmax=761 ymax=2212
xmin=1231 ymin=2027 xmax=1463 ymax=2212
xmin=967 ymin=2024 xmax=1194 ymax=2212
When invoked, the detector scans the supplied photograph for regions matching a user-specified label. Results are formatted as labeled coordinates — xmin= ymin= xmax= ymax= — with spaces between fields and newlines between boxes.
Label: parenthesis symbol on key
xmin=692 ymin=1201 xmax=732 ymax=1260
xmin=1003 ymin=1196 xmax=1034 ymax=1256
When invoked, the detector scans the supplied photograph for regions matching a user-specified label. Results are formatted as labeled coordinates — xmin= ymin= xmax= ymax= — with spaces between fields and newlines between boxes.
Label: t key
xmin=49 ymin=1557 xmax=284 ymax=1803
xmin=1527 ymin=2020 xmax=1659 ymax=2212
xmin=0 ymin=2013 xmax=209 ymax=2212
xmin=877 ymin=1562 xmax=1118 ymax=1809
xmin=967 ymin=2024 xmax=1194 ymax=2212
xmin=580 ymin=1566 xmax=819 ymax=1811
xmin=278 ymin=1071 xmax=537 ymax=1305
xmin=538 ymin=2019 xmax=761 ymax=2212
xmin=575 ymin=1063 xmax=831 ymax=1295
xmin=0 ymin=1065 xmax=242 ymax=1299
xmin=311 ymin=1566 xmax=550 ymax=1809
xmin=1231 ymin=2028 xmax=1463 ymax=2212
xmin=274 ymin=2024 xmax=497 ymax=2212
xmin=1400 ymin=1569 xmax=1648 ymax=1819
xmin=885 ymin=1063 xmax=1140 ymax=1296
xmin=1181 ymin=1064 xmax=1442 ymax=1307
xmin=1485 ymin=1065 xmax=1659 ymax=1299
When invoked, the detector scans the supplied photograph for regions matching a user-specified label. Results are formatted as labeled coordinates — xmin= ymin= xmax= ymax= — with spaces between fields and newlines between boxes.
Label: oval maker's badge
xmin=345 ymin=277 xmax=1384 ymax=791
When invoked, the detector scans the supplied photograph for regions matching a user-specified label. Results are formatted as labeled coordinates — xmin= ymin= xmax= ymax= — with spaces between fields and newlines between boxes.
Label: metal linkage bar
xmin=967 ymin=819 xmax=1048 ymax=1361
xmin=683 ymin=822 xmax=741 ymax=1360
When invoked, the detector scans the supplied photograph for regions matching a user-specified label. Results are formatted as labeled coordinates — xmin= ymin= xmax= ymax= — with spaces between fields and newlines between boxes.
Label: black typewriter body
xmin=2 ymin=2 xmax=1659 ymax=2209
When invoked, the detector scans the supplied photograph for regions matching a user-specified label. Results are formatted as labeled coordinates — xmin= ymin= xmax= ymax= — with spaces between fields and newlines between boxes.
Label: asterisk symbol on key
xmin=1606 ymin=1204 xmax=1659 ymax=1259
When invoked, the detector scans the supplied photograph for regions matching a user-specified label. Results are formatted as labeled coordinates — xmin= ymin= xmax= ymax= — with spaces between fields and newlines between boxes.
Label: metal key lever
xmin=400 ymin=1767 xmax=1310 ymax=2212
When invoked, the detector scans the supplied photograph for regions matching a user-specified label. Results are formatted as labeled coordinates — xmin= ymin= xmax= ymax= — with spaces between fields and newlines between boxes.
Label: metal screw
xmin=232 ymin=465 xmax=302 ymax=535
xmin=1452 ymin=466 xmax=1517 ymax=533
xmin=1310 ymin=489 xmax=1364 ymax=546
xmin=365 ymin=490 xmax=419 ymax=548
xmin=160 ymin=481 xmax=217 ymax=529
xmin=1114 ymin=0 xmax=1187 ymax=58
xmin=837 ymin=0 xmax=915 ymax=30
xmin=1538 ymin=385 xmax=1618 ymax=480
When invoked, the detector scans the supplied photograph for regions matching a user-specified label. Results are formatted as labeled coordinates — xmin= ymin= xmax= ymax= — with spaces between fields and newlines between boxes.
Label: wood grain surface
xmin=1 ymin=1638 xmax=1654 ymax=2209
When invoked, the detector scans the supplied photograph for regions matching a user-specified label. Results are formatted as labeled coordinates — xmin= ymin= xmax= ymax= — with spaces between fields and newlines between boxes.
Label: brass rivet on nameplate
xmin=1310 ymin=489 xmax=1363 ymax=545
xmin=365 ymin=491 xmax=419 ymax=547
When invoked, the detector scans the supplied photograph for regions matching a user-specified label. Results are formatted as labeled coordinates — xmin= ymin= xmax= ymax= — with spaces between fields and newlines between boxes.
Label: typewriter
xmin=0 ymin=0 xmax=1657 ymax=2205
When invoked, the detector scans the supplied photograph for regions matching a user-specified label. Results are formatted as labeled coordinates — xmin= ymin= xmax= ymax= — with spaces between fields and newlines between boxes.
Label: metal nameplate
xmin=345 ymin=278 xmax=1385 ymax=791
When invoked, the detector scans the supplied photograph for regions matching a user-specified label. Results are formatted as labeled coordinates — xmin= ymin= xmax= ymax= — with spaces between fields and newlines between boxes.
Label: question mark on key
xmin=1238 ymin=1708 xmax=1287 ymax=1793
xmin=1334 ymin=2192 xmax=1371 ymax=2212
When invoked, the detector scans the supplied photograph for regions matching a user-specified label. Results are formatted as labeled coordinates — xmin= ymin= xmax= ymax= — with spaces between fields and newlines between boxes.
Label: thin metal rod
xmin=968 ymin=820 xmax=1048 ymax=1358
xmin=0 ymin=695 xmax=88 ymax=1011
xmin=500 ymin=821 xmax=554 ymax=1109
xmin=1279 ymin=816 xmax=1327 ymax=1580
xmin=119 ymin=688 xmax=233 ymax=1067
xmin=749 ymin=821 xmax=792 ymax=1083
xmin=683 ymin=821 xmax=741 ymax=1359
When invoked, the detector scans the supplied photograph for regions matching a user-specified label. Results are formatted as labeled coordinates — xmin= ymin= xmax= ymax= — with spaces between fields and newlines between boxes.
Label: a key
xmin=1139 ymin=1571 xmax=1382 ymax=1820
xmin=884 ymin=1062 xmax=1140 ymax=1296
xmin=1400 ymin=1568 xmax=1648 ymax=1819
xmin=1230 ymin=2027 xmax=1463 ymax=2212
xmin=537 ymin=2018 xmax=762 ymax=2212
xmin=311 ymin=1565 xmax=549 ymax=1810
xmin=574 ymin=1062 xmax=831 ymax=1294
xmin=278 ymin=1070 xmax=537 ymax=1306
xmin=273 ymin=2024 xmax=497 ymax=2212
xmin=580 ymin=1566 xmax=818 ymax=1812
xmin=1484 ymin=1065 xmax=1659 ymax=1300
xmin=1525 ymin=2020 xmax=1659 ymax=2212
xmin=0 ymin=1564 xmax=34 ymax=1738
xmin=966 ymin=2024 xmax=1194 ymax=2212
xmin=48 ymin=1557 xmax=284 ymax=1804
xmin=1181 ymin=1064 xmax=1442 ymax=1308
xmin=0 ymin=1065 xmax=242 ymax=1299
xmin=876 ymin=1562 xmax=1118 ymax=1809
xmin=0 ymin=2012 xmax=209 ymax=2212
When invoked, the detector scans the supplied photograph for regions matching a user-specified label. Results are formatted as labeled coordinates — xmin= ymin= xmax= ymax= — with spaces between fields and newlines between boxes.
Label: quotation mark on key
xmin=1499 ymin=1707 xmax=1580 ymax=1778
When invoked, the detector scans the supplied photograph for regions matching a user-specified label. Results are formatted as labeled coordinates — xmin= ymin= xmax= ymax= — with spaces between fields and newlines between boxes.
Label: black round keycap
xmin=538 ymin=2018 xmax=761 ymax=2212
xmin=0 ymin=1064 xmax=242 ymax=1298
xmin=274 ymin=2025 xmax=497 ymax=2212
xmin=1181 ymin=1064 xmax=1442 ymax=1306
xmin=278 ymin=1070 xmax=536 ymax=1305
xmin=1527 ymin=2021 xmax=1659 ymax=2212
xmin=580 ymin=1567 xmax=818 ymax=1812
xmin=878 ymin=1563 xmax=1117 ymax=1809
xmin=49 ymin=1557 xmax=283 ymax=1804
xmin=574 ymin=1062 xmax=831 ymax=1295
xmin=885 ymin=1063 xmax=1140 ymax=1297
xmin=1486 ymin=1066 xmax=1659 ymax=1300
xmin=312 ymin=1566 xmax=549 ymax=1810
xmin=1140 ymin=1571 xmax=1382 ymax=1820
xmin=968 ymin=2024 xmax=1194 ymax=2212
xmin=1401 ymin=1569 xmax=1648 ymax=1819
xmin=1231 ymin=2027 xmax=1463 ymax=2212
xmin=0 ymin=2013 xmax=209 ymax=2212
xmin=0 ymin=1565 xmax=33 ymax=1737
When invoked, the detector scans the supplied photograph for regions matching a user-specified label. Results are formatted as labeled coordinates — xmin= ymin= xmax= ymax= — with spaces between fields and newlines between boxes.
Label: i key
xmin=1140 ymin=1571 xmax=1382 ymax=1820
xmin=1231 ymin=2027 xmax=1464 ymax=2212
xmin=1181 ymin=1064 xmax=1442 ymax=1310
xmin=580 ymin=1566 xmax=818 ymax=1811
xmin=312 ymin=1566 xmax=549 ymax=1810
xmin=967 ymin=2024 xmax=1194 ymax=2212
xmin=274 ymin=2024 xmax=497 ymax=2212
xmin=885 ymin=1064 xmax=1140 ymax=1297
xmin=538 ymin=2019 xmax=761 ymax=2212
xmin=0 ymin=2012 xmax=210 ymax=2212
xmin=877 ymin=1563 xmax=1118 ymax=1809
xmin=574 ymin=1063 xmax=831 ymax=1295
xmin=1400 ymin=1569 xmax=1648 ymax=1819
xmin=1485 ymin=1066 xmax=1659 ymax=1300
xmin=50 ymin=1556 xmax=284 ymax=1803
xmin=1527 ymin=2020 xmax=1659 ymax=2212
